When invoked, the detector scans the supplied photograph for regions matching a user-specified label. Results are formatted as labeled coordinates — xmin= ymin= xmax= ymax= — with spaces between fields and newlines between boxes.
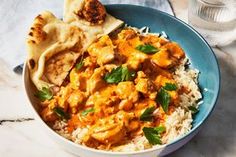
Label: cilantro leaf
xmin=34 ymin=87 xmax=53 ymax=101
xmin=140 ymin=106 xmax=156 ymax=121
xmin=154 ymin=126 xmax=166 ymax=134
xmin=163 ymin=83 xmax=177 ymax=91
xmin=135 ymin=44 xmax=159 ymax=54
xmin=143 ymin=126 xmax=165 ymax=145
xmin=81 ymin=108 xmax=95 ymax=116
xmin=156 ymin=88 xmax=171 ymax=113
xmin=104 ymin=66 xmax=135 ymax=84
xmin=188 ymin=106 xmax=199 ymax=114
xmin=53 ymin=107 xmax=70 ymax=120
xmin=75 ymin=57 xmax=84 ymax=70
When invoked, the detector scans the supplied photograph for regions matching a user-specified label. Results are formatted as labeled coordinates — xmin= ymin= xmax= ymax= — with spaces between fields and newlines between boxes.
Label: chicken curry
xmin=37 ymin=28 xmax=186 ymax=150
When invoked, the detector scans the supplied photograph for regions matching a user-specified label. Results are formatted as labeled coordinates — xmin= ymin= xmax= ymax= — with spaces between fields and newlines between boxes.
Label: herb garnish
xmin=143 ymin=126 xmax=166 ymax=145
xmin=140 ymin=106 xmax=156 ymax=121
xmin=53 ymin=107 xmax=70 ymax=120
xmin=81 ymin=108 xmax=95 ymax=116
xmin=75 ymin=57 xmax=84 ymax=70
xmin=34 ymin=87 xmax=53 ymax=101
xmin=156 ymin=88 xmax=171 ymax=113
xmin=104 ymin=66 xmax=135 ymax=84
xmin=188 ymin=106 xmax=199 ymax=114
xmin=163 ymin=83 xmax=177 ymax=91
xmin=135 ymin=44 xmax=159 ymax=54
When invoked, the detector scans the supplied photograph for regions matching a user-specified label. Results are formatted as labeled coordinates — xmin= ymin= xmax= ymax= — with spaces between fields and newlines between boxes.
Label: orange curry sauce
xmin=40 ymin=28 xmax=185 ymax=149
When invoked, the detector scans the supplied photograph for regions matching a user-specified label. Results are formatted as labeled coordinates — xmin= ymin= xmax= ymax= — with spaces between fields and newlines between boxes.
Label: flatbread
xmin=26 ymin=0 xmax=123 ymax=90
xmin=63 ymin=0 xmax=124 ymax=44
xmin=26 ymin=11 xmax=85 ymax=90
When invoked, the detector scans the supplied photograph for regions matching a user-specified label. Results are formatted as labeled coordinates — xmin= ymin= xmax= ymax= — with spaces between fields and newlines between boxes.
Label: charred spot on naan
xmin=28 ymin=14 xmax=47 ymax=44
xmin=76 ymin=0 xmax=106 ymax=25
xmin=28 ymin=59 xmax=36 ymax=70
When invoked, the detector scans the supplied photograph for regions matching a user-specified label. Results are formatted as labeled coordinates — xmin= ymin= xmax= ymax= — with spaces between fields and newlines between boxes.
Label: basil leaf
xmin=53 ymin=107 xmax=70 ymax=120
xmin=104 ymin=66 xmax=135 ymax=84
xmin=81 ymin=108 xmax=95 ymax=116
xmin=35 ymin=87 xmax=53 ymax=101
xmin=75 ymin=58 xmax=84 ymax=70
xmin=143 ymin=127 xmax=162 ymax=145
xmin=188 ymin=106 xmax=199 ymax=114
xmin=135 ymin=44 xmax=159 ymax=54
xmin=157 ymin=88 xmax=171 ymax=113
xmin=140 ymin=106 xmax=156 ymax=121
xmin=163 ymin=83 xmax=177 ymax=91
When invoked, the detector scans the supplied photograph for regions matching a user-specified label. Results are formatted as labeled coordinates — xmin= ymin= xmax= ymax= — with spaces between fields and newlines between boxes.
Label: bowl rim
xmin=23 ymin=4 xmax=221 ymax=155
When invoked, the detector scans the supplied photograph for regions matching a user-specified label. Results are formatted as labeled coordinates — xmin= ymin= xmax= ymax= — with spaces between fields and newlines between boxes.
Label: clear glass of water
xmin=188 ymin=0 xmax=236 ymax=46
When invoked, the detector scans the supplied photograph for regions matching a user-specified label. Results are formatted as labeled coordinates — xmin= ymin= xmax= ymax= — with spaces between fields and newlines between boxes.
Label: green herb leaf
xmin=81 ymin=108 xmax=95 ymax=116
xmin=121 ymin=66 xmax=135 ymax=81
xmin=53 ymin=107 xmax=70 ymax=120
xmin=156 ymin=88 xmax=171 ymax=113
xmin=188 ymin=106 xmax=199 ymax=114
xmin=143 ymin=127 xmax=164 ymax=145
xmin=163 ymin=83 xmax=177 ymax=91
xmin=140 ymin=106 xmax=156 ymax=121
xmin=154 ymin=126 xmax=166 ymax=134
xmin=34 ymin=87 xmax=53 ymax=101
xmin=75 ymin=58 xmax=84 ymax=70
xmin=135 ymin=44 xmax=159 ymax=54
xmin=104 ymin=66 xmax=135 ymax=84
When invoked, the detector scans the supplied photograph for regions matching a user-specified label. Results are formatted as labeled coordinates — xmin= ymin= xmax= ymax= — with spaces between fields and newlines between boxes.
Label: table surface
xmin=0 ymin=0 xmax=236 ymax=157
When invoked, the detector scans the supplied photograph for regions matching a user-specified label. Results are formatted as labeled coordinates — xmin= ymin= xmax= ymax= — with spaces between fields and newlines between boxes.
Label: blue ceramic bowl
xmin=106 ymin=4 xmax=220 ymax=155
xmin=24 ymin=4 xmax=220 ymax=157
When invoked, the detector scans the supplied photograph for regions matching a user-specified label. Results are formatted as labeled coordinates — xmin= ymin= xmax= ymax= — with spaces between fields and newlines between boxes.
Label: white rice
xmin=72 ymin=127 xmax=89 ymax=144
xmin=52 ymin=27 xmax=202 ymax=152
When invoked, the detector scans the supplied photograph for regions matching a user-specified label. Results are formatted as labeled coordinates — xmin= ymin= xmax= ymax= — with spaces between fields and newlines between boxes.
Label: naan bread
xmin=63 ymin=0 xmax=124 ymax=38
xmin=26 ymin=11 xmax=85 ymax=90
xmin=27 ymin=0 xmax=123 ymax=90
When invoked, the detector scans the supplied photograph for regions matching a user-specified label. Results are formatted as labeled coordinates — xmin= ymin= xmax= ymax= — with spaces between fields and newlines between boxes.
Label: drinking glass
xmin=188 ymin=0 xmax=236 ymax=46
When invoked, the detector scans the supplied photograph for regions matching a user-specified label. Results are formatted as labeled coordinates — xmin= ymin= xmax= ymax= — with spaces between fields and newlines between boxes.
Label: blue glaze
xmin=106 ymin=4 xmax=220 ymax=155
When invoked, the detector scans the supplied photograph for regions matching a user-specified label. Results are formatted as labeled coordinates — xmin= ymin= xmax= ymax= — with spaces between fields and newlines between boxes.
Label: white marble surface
xmin=0 ymin=0 xmax=236 ymax=157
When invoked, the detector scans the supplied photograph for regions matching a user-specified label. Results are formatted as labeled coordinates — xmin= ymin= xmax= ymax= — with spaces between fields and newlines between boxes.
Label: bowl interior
xmin=24 ymin=4 xmax=220 ymax=156
xmin=106 ymin=4 xmax=220 ymax=129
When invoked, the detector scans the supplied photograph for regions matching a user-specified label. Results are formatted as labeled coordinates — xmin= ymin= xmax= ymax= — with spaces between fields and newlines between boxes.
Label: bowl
xmin=23 ymin=4 xmax=220 ymax=157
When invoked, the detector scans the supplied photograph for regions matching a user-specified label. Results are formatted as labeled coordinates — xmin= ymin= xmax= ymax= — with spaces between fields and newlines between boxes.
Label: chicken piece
xmin=117 ymin=29 xmax=138 ymax=40
xmin=84 ymin=111 xmax=134 ymax=145
xmin=163 ymin=42 xmax=185 ymax=59
xmin=87 ymin=35 xmax=115 ymax=66
xmin=151 ymin=49 xmax=174 ymax=68
xmin=155 ymin=75 xmax=178 ymax=100
xmin=86 ymin=67 xmax=106 ymax=94
xmin=135 ymin=71 xmax=157 ymax=100
xmin=70 ymin=67 xmax=94 ymax=91
xmin=127 ymin=51 xmax=148 ymax=70
xmin=127 ymin=120 xmax=140 ymax=132
xmin=119 ymin=99 xmax=133 ymax=111
xmin=154 ymin=75 xmax=175 ymax=88
xmin=56 ymin=86 xmax=73 ymax=110
xmin=116 ymin=81 xmax=139 ymax=103
xmin=40 ymin=107 xmax=57 ymax=122
xmin=76 ymin=0 xmax=106 ymax=25
xmin=141 ymin=34 xmax=169 ymax=47
xmin=67 ymin=90 xmax=86 ymax=113
xmin=134 ymin=99 xmax=157 ymax=117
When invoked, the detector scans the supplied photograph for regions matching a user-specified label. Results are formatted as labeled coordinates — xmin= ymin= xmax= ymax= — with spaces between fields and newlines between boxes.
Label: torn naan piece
xmin=26 ymin=11 xmax=85 ymax=90
xmin=27 ymin=0 xmax=123 ymax=90
xmin=63 ymin=0 xmax=124 ymax=42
